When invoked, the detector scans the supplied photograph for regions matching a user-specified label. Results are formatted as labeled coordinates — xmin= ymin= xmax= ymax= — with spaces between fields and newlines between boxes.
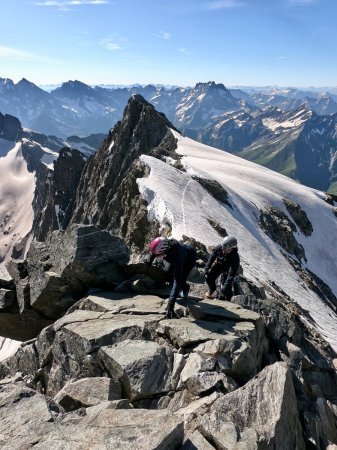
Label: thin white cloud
xmin=276 ymin=56 xmax=286 ymax=60
xmin=34 ymin=0 xmax=109 ymax=9
xmin=100 ymin=36 xmax=125 ymax=51
xmin=178 ymin=48 xmax=191 ymax=56
xmin=151 ymin=31 xmax=171 ymax=40
xmin=204 ymin=0 xmax=245 ymax=10
xmin=0 ymin=45 xmax=58 ymax=63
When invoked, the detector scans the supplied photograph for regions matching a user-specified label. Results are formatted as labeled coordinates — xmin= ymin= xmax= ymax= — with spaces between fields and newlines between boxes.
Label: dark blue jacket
xmin=205 ymin=245 xmax=240 ymax=295
xmin=150 ymin=239 xmax=196 ymax=301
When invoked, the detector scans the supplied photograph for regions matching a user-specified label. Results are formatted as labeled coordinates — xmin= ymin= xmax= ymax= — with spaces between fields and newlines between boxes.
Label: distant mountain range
xmin=1 ymin=77 xmax=337 ymax=193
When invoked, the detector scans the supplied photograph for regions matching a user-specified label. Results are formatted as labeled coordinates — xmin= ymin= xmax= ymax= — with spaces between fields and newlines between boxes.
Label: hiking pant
xmin=168 ymin=249 xmax=196 ymax=307
xmin=206 ymin=263 xmax=233 ymax=299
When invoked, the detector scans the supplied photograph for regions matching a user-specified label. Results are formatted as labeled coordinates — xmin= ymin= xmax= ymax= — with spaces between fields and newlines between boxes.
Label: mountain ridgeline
xmin=0 ymin=94 xmax=337 ymax=448
xmin=1 ymin=77 xmax=337 ymax=193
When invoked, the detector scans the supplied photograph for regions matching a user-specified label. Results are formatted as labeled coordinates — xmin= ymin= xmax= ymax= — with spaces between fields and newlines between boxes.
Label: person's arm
xmin=205 ymin=246 xmax=219 ymax=272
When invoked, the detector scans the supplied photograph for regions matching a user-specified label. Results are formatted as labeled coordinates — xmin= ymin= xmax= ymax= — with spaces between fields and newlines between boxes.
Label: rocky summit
xmin=1 ymin=271 xmax=337 ymax=449
xmin=0 ymin=94 xmax=336 ymax=449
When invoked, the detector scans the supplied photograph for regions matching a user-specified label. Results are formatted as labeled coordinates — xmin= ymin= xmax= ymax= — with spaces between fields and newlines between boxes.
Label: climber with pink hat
xmin=149 ymin=237 xmax=196 ymax=319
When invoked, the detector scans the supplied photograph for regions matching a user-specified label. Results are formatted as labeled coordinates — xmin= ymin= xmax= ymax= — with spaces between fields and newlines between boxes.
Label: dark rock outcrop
xmin=260 ymin=206 xmax=306 ymax=261
xmin=33 ymin=148 xmax=87 ymax=241
xmin=2 ymin=225 xmax=129 ymax=340
xmin=70 ymin=95 xmax=179 ymax=251
xmin=283 ymin=197 xmax=313 ymax=236
xmin=192 ymin=176 xmax=230 ymax=207
xmin=0 ymin=112 xmax=22 ymax=141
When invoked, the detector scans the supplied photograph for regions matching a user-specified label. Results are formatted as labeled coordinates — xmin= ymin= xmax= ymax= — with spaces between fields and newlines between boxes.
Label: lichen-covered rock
xmin=157 ymin=317 xmax=250 ymax=349
xmin=186 ymin=298 xmax=261 ymax=323
xmin=76 ymin=292 xmax=165 ymax=316
xmin=0 ymin=285 xmax=336 ymax=448
xmin=39 ymin=409 xmax=184 ymax=449
xmin=158 ymin=313 xmax=267 ymax=383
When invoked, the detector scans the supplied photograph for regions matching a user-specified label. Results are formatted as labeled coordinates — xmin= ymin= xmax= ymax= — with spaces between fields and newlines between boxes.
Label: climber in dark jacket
xmin=204 ymin=235 xmax=240 ymax=301
xmin=149 ymin=237 xmax=196 ymax=318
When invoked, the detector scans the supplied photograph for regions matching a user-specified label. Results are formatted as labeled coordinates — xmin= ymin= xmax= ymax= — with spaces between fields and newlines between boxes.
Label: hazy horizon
xmin=2 ymin=77 xmax=337 ymax=92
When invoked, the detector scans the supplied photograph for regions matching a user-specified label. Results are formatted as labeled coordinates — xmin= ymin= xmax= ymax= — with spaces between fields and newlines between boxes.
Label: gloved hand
xmin=143 ymin=256 xmax=152 ymax=267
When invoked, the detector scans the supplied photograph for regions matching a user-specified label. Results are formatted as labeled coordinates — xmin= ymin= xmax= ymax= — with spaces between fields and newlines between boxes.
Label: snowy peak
xmin=0 ymin=140 xmax=35 ymax=263
xmin=176 ymin=81 xmax=242 ymax=128
xmin=123 ymin=94 xmax=176 ymax=130
xmin=0 ymin=78 xmax=14 ymax=93
xmin=194 ymin=81 xmax=230 ymax=95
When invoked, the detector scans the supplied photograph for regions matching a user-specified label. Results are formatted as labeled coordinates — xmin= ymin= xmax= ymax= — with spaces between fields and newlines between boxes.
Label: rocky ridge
xmin=0 ymin=267 xmax=336 ymax=449
xmin=0 ymin=94 xmax=337 ymax=448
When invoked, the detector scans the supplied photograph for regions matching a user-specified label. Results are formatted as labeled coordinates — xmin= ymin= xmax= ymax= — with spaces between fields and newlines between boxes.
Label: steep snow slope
xmin=138 ymin=130 xmax=337 ymax=350
xmin=0 ymin=139 xmax=35 ymax=264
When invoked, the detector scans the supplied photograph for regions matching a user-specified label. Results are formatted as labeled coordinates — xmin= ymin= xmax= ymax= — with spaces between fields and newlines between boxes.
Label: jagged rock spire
xmin=70 ymin=95 xmax=179 ymax=249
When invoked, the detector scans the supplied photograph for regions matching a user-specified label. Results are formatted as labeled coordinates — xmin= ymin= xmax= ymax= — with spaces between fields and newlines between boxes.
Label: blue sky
xmin=1 ymin=0 xmax=336 ymax=87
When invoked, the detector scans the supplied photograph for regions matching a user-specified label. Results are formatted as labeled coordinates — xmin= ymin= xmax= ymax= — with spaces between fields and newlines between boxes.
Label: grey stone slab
xmin=157 ymin=317 xmax=251 ymax=348
xmin=54 ymin=377 xmax=121 ymax=411
xmin=0 ymin=383 xmax=184 ymax=450
xmin=186 ymin=299 xmax=261 ymax=323
xmin=35 ymin=409 xmax=184 ymax=450
xmin=99 ymin=339 xmax=173 ymax=399
xmin=63 ymin=313 xmax=162 ymax=348
xmin=78 ymin=293 xmax=165 ymax=316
